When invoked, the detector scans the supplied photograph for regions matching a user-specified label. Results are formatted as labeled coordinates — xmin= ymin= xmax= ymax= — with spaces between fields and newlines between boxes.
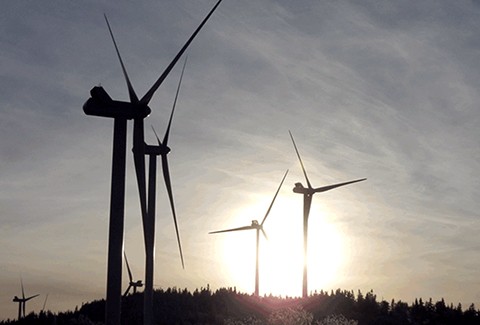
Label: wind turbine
xmin=209 ymin=170 xmax=289 ymax=296
xmin=289 ymin=131 xmax=366 ymax=298
xmin=142 ymin=57 xmax=187 ymax=325
xmin=123 ymin=252 xmax=143 ymax=296
xmin=12 ymin=278 xmax=39 ymax=320
xmin=82 ymin=2 xmax=223 ymax=324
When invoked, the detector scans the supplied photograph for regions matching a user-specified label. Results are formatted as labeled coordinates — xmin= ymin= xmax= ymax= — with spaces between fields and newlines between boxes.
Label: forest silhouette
xmin=3 ymin=286 xmax=480 ymax=324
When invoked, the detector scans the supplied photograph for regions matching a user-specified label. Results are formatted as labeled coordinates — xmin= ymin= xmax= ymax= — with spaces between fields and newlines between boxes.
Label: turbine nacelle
xmin=132 ymin=280 xmax=143 ymax=287
xmin=83 ymin=86 xmax=151 ymax=120
xmin=251 ymin=220 xmax=259 ymax=227
xmin=293 ymin=182 xmax=314 ymax=195
xmin=144 ymin=143 xmax=171 ymax=156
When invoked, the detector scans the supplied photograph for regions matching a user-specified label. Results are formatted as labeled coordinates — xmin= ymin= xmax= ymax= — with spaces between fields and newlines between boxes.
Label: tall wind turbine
xmin=12 ymin=278 xmax=39 ymax=320
xmin=82 ymin=2 xmax=223 ymax=324
xmin=142 ymin=57 xmax=187 ymax=325
xmin=123 ymin=252 xmax=143 ymax=296
xmin=209 ymin=170 xmax=289 ymax=296
xmin=289 ymin=131 xmax=366 ymax=298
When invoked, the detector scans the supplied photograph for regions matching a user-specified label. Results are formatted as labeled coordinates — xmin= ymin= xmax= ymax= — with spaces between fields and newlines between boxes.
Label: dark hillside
xmin=2 ymin=287 xmax=479 ymax=325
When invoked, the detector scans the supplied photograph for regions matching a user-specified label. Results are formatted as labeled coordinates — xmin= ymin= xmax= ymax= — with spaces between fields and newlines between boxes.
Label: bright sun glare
xmin=219 ymin=193 xmax=346 ymax=297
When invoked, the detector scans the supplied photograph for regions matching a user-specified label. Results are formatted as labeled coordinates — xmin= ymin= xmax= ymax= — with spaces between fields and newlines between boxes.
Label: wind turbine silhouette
xmin=82 ymin=2 xmax=223 ymax=324
xmin=209 ymin=170 xmax=289 ymax=296
xmin=12 ymin=278 xmax=39 ymax=320
xmin=289 ymin=131 xmax=366 ymax=298
xmin=123 ymin=252 xmax=143 ymax=296
xmin=142 ymin=57 xmax=187 ymax=325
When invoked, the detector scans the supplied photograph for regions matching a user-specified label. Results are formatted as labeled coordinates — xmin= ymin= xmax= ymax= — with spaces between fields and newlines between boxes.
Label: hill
xmin=2 ymin=287 xmax=479 ymax=324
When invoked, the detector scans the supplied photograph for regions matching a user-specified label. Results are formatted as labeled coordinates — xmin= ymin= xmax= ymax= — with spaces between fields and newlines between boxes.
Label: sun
xmin=305 ymin=204 xmax=345 ymax=293
xmin=260 ymin=197 xmax=345 ymax=297
xmin=217 ymin=193 xmax=346 ymax=297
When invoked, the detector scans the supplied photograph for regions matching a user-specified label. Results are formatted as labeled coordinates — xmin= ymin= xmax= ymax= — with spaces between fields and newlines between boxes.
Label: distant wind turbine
xmin=123 ymin=252 xmax=143 ymax=296
xmin=12 ymin=277 xmax=39 ymax=320
xmin=289 ymin=131 xmax=366 ymax=298
xmin=82 ymin=1 xmax=223 ymax=324
xmin=142 ymin=57 xmax=187 ymax=325
xmin=210 ymin=170 xmax=289 ymax=296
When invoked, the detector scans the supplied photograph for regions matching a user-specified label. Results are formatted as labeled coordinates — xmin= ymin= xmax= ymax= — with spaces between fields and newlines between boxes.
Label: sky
xmin=1 ymin=0 xmax=480 ymax=320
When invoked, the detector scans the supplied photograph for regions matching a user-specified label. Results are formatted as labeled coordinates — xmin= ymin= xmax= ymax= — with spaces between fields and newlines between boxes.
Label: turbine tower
xmin=123 ymin=252 xmax=143 ymax=296
xmin=82 ymin=2 xmax=223 ymax=324
xmin=12 ymin=278 xmax=39 ymax=320
xmin=142 ymin=57 xmax=187 ymax=325
xmin=210 ymin=170 xmax=288 ymax=296
xmin=289 ymin=131 xmax=366 ymax=298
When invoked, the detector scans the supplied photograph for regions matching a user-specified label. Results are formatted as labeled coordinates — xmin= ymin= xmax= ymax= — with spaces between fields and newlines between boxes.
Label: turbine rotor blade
xmin=105 ymin=15 xmax=146 ymax=238
xmin=104 ymin=14 xmax=139 ymax=104
xmin=261 ymin=169 xmax=289 ymax=226
xmin=152 ymin=125 xmax=162 ymax=146
xmin=124 ymin=285 xmax=132 ymax=296
xmin=21 ymin=276 xmax=25 ymax=300
xmin=124 ymin=252 xmax=133 ymax=282
xmin=25 ymin=294 xmax=39 ymax=301
xmin=209 ymin=225 xmax=257 ymax=234
xmin=139 ymin=0 xmax=223 ymax=106
xmin=161 ymin=154 xmax=185 ymax=269
xmin=289 ymin=131 xmax=312 ymax=189
xmin=133 ymin=119 xmax=148 ymax=235
xmin=314 ymin=178 xmax=367 ymax=193
xmin=162 ymin=56 xmax=187 ymax=147
xmin=42 ymin=294 xmax=49 ymax=312
xmin=261 ymin=228 xmax=269 ymax=241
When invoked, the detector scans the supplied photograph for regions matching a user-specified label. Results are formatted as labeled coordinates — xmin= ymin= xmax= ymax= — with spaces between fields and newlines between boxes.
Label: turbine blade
xmin=152 ymin=125 xmax=162 ymax=146
xmin=133 ymin=119 xmax=148 ymax=234
xmin=261 ymin=228 xmax=269 ymax=241
xmin=124 ymin=285 xmax=132 ymax=296
xmin=21 ymin=276 xmax=25 ymax=300
xmin=314 ymin=178 xmax=367 ymax=193
xmin=25 ymin=294 xmax=39 ymax=301
xmin=261 ymin=169 xmax=289 ymax=226
xmin=209 ymin=225 xmax=256 ymax=234
xmin=139 ymin=0 xmax=223 ymax=106
xmin=124 ymin=252 xmax=133 ymax=282
xmin=104 ymin=14 xmax=139 ymax=104
xmin=289 ymin=131 xmax=313 ymax=189
xmin=162 ymin=56 xmax=187 ymax=147
xmin=161 ymin=154 xmax=185 ymax=269
xmin=23 ymin=301 xmax=26 ymax=318
xmin=42 ymin=294 xmax=49 ymax=312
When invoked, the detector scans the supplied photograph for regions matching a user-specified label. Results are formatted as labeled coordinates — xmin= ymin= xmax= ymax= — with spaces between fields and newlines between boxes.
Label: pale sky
xmin=1 ymin=0 xmax=480 ymax=320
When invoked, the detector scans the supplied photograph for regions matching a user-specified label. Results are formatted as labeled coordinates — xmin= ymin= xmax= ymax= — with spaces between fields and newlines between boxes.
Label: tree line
xmin=2 ymin=287 xmax=479 ymax=325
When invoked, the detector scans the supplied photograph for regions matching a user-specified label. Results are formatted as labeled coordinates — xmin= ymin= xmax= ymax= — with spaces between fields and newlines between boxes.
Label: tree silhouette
xmin=2 ymin=287 xmax=480 ymax=325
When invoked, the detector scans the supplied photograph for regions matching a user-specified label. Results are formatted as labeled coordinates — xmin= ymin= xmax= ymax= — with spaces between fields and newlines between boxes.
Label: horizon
xmin=4 ymin=285 xmax=478 ymax=318
xmin=3 ymin=286 xmax=479 ymax=324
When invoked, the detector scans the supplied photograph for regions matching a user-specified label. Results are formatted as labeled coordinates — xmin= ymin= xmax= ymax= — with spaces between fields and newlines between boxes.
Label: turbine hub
xmin=134 ymin=105 xmax=151 ymax=119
